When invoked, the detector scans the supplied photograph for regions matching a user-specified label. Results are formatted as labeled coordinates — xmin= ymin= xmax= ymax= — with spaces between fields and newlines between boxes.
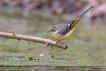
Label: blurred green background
xmin=0 ymin=0 xmax=106 ymax=66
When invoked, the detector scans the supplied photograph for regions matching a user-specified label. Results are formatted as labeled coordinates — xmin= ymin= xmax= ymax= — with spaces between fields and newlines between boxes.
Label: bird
xmin=48 ymin=6 xmax=94 ymax=44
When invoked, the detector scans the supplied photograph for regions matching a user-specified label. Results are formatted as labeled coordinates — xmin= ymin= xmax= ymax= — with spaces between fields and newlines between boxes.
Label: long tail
xmin=75 ymin=6 xmax=94 ymax=22
xmin=80 ymin=6 xmax=94 ymax=18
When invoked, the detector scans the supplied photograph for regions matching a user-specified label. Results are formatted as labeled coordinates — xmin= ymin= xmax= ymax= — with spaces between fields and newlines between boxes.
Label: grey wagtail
xmin=48 ymin=6 xmax=94 ymax=44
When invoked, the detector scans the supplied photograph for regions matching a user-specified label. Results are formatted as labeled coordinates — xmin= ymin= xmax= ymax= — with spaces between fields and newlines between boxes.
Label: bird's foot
xmin=56 ymin=41 xmax=64 ymax=45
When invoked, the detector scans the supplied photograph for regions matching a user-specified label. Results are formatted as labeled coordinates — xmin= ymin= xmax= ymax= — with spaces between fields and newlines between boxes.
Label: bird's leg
xmin=56 ymin=39 xmax=69 ymax=45
xmin=56 ymin=40 xmax=61 ymax=45
xmin=63 ymin=39 xmax=69 ymax=44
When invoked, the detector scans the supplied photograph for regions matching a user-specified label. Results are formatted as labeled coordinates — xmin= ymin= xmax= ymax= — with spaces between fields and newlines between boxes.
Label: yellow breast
xmin=51 ymin=32 xmax=65 ymax=40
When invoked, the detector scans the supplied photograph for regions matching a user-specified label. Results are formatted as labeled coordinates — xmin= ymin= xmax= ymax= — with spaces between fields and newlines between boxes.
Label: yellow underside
xmin=51 ymin=17 xmax=80 ymax=41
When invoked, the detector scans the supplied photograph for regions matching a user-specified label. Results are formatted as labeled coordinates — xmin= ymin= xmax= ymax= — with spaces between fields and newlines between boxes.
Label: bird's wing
xmin=48 ymin=21 xmax=77 ymax=35
xmin=55 ymin=24 xmax=68 ymax=35
xmin=55 ymin=21 xmax=77 ymax=35
xmin=64 ymin=20 xmax=77 ymax=34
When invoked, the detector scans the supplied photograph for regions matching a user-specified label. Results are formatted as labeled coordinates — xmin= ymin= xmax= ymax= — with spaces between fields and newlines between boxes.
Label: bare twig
xmin=0 ymin=32 xmax=68 ymax=49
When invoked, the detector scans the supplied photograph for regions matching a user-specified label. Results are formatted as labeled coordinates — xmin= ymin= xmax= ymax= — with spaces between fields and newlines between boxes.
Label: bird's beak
xmin=47 ymin=29 xmax=54 ymax=33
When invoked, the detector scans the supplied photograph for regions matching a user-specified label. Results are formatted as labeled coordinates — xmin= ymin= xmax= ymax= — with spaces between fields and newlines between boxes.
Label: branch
xmin=0 ymin=32 xmax=68 ymax=49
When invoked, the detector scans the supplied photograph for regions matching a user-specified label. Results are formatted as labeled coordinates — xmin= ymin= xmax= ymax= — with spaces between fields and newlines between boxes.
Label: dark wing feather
xmin=65 ymin=20 xmax=77 ymax=34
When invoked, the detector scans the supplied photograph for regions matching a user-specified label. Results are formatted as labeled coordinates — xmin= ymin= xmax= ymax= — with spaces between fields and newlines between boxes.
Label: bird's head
xmin=47 ymin=26 xmax=56 ymax=33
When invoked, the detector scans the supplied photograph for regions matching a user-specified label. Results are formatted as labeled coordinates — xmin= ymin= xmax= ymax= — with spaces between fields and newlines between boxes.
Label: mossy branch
xmin=0 ymin=32 xmax=68 ymax=49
